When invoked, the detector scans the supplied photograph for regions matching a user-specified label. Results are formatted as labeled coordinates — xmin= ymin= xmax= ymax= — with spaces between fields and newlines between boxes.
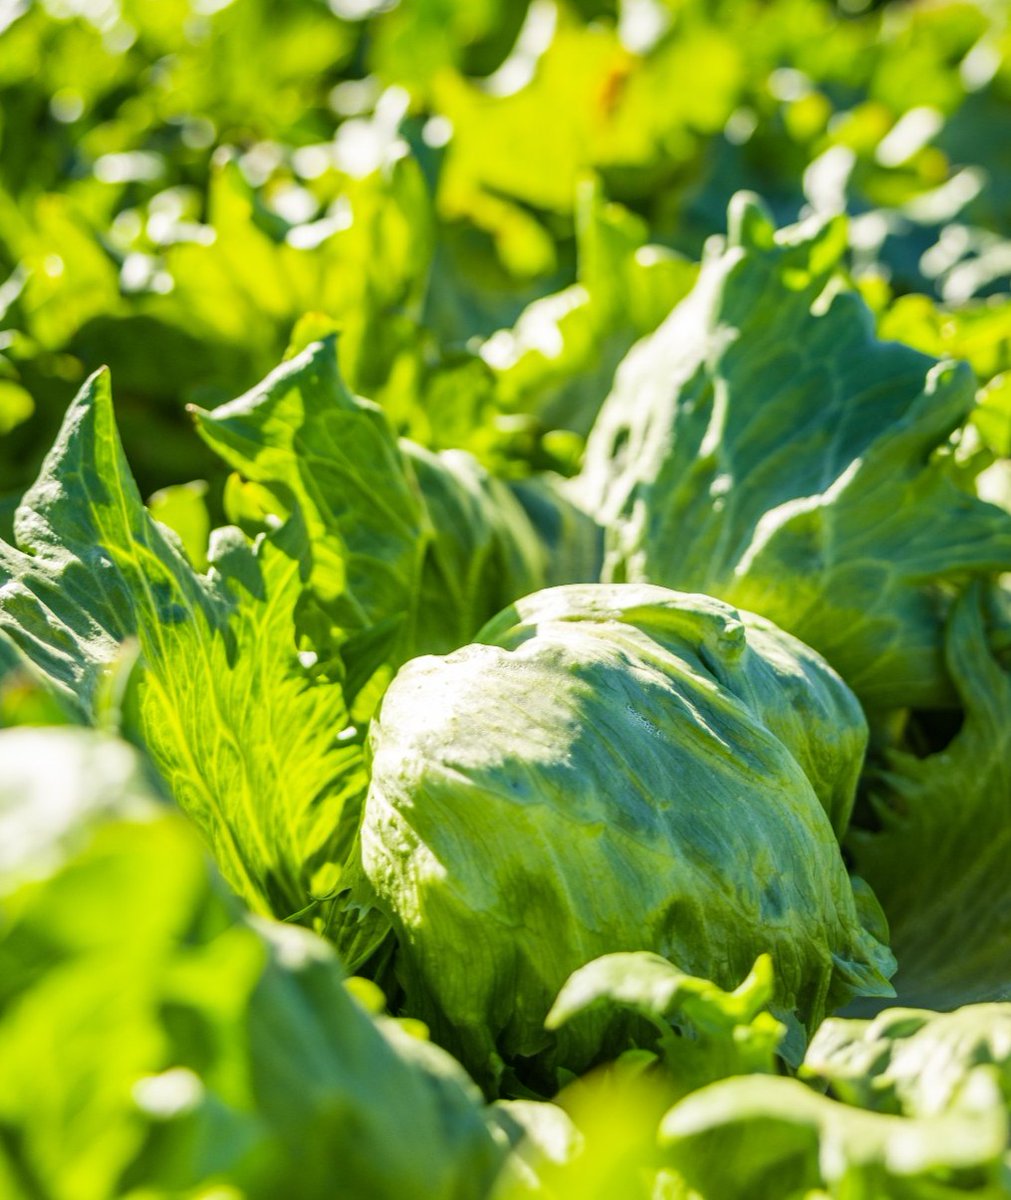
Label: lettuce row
xmin=3 ymin=193 xmax=1011 ymax=1195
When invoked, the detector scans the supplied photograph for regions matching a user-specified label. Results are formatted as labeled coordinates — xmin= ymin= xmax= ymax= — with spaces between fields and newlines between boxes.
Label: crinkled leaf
xmin=848 ymin=582 xmax=1011 ymax=1010
xmin=578 ymin=193 xmax=1011 ymax=709
xmin=360 ymin=584 xmax=892 ymax=1091
xmin=0 ymin=368 xmax=364 ymax=918
xmin=547 ymin=953 xmax=784 ymax=1100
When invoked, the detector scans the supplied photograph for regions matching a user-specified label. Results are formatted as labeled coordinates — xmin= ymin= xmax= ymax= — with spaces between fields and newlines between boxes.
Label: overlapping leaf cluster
xmin=3 ymin=0 xmax=1011 ymax=1197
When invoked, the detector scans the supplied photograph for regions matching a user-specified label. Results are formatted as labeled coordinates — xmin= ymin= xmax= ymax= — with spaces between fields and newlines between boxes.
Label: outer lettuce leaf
xmin=848 ymin=583 xmax=1011 ymax=1010
xmin=547 ymin=953 xmax=784 ymax=1102
xmin=0 ymin=727 xmax=501 ymax=1200
xmin=804 ymin=1003 xmax=1011 ymax=1120
xmin=577 ymin=193 xmax=1011 ymax=710
xmin=193 ymin=338 xmax=547 ymax=694
xmin=659 ymin=1072 xmax=1009 ymax=1199
xmin=403 ymin=443 xmax=547 ymax=657
xmin=360 ymin=583 xmax=893 ymax=1091
xmin=509 ymin=473 xmax=603 ymax=591
xmin=191 ymin=337 xmax=431 ymax=664
xmin=0 ymin=367 xmax=364 ymax=918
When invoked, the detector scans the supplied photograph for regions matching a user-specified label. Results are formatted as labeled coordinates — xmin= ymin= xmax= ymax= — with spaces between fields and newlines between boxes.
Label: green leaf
xmin=193 ymin=338 xmax=548 ymax=691
xmin=191 ymin=336 xmax=431 ymax=652
xmin=547 ymin=953 xmax=785 ymax=1101
xmin=847 ymin=582 xmax=1011 ymax=1010
xmin=804 ymin=1002 xmax=1011 ymax=1119
xmin=0 ymin=367 xmax=364 ymax=919
xmin=659 ymin=1072 xmax=1009 ymax=1199
xmin=360 ymin=584 xmax=892 ymax=1092
xmin=0 ymin=727 xmax=502 ymax=1200
xmin=578 ymin=193 xmax=1011 ymax=710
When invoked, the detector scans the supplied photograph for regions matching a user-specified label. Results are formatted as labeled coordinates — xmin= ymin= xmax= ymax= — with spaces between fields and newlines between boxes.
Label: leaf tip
xmin=727 ymin=191 xmax=775 ymax=250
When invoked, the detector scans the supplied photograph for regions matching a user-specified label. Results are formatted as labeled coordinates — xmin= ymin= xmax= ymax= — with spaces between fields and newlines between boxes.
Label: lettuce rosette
xmin=356 ymin=584 xmax=895 ymax=1090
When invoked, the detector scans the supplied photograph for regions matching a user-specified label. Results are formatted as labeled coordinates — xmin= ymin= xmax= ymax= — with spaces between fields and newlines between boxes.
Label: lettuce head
xmin=358 ymin=584 xmax=895 ymax=1090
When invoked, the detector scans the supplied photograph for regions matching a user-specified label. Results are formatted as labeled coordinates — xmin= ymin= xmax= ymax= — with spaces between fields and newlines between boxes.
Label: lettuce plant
xmin=577 ymin=194 xmax=1011 ymax=711
xmin=359 ymin=583 xmax=894 ymax=1089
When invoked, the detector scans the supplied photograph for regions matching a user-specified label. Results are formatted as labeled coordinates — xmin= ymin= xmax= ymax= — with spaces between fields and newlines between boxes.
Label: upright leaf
xmin=848 ymin=582 xmax=1011 ymax=1009
xmin=0 ymin=368 xmax=364 ymax=918
xmin=193 ymin=337 xmax=547 ymax=693
xmin=578 ymin=193 xmax=1011 ymax=710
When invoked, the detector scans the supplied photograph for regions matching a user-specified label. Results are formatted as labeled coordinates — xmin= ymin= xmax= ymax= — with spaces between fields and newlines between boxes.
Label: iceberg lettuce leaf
xmin=578 ymin=194 xmax=1011 ymax=709
xmin=0 ymin=368 xmax=364 ymax=918
xmin=848 ymin=582 xmax=1011 ymax=1010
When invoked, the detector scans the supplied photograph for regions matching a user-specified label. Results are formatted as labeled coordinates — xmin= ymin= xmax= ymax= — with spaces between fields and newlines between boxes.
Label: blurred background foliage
xmin=0 ymin=0 xmax=1009 ymax=527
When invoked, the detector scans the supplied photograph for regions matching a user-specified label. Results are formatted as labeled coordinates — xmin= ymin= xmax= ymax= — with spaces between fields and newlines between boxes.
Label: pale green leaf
xmin=0 ymin=368 xmax=364 ymax=918
xmin=660 ymin=1073 xmax=1009 ymax=1199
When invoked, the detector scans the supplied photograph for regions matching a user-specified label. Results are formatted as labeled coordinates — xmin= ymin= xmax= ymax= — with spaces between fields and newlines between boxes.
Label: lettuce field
xmin=3 ymin=0 xmax=1011 ymax=1196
